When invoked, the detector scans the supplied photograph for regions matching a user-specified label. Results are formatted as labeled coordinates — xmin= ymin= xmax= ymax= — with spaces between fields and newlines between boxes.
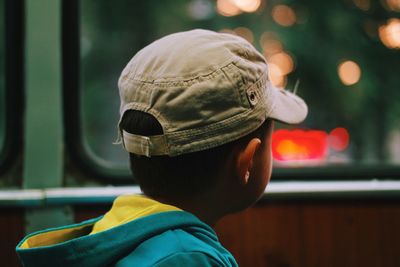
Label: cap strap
xmin=122 ymin=130 xmax=168 ymax=157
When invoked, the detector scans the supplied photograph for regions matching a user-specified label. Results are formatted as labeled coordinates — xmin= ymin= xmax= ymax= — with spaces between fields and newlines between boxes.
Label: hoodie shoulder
xmin=114 ymin=227 xmax=238 ymax=267
xmin=153 ymin=252 xmax=225 ymax=267
xmin=16 ymin=210 xmax=237 ymax=267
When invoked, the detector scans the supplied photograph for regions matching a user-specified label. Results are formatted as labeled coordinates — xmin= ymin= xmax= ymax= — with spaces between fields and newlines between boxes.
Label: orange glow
xmin=260 ymin=32 xmax=283 ymax=57
xmin=216 ymin=0 xmax=242 ymax=16
xmin=268 ymin=63 xmax=287 ymax=88
xmin=272 ymin=130 xmax=328 ymax=161
xmin=352 ymin=0 xmax=370 ymax=11
xmin=259 ymin=31 xmax=288 ymax=87
xmin=232 ymin=0 xmax=261 ymax=12
xmin=234 ymin=27 xmax=254 ymax=43
xmin=262 ymin=39 xmax=283 ymax=56
xmin=271 ymin=5 xmax=297 ymax=27
xmin=385 ymin=0 xmax=400 ymax=12
xmin=268 ymin=51 xmax=295 ymax=75
xmin=216 ymin=0 xmax=261 ymax=16
xmin=379 ymin=18 xmax=400 ymax=49
xmin=276 ymin=140 xmax=309 ymax=159
xmin=328 ymin=127 xmax=350 ymax=151
xmin=273 ymin=128 xmax=350 ymax=162
xmin=338 ymin=60 xmax=361 ymax=86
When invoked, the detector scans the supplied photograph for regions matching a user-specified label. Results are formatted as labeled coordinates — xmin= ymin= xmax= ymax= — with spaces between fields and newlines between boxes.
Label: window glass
xmin=80 ymin=0 xmax=400 ymax=173
xmin=0 ymin=0 xmax=5 ymax=152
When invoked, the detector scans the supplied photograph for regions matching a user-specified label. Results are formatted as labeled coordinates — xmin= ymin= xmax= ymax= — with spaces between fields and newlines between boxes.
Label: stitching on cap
xmin=170 ymin=107 xmax=266 ymax=155
xmin=125 ymin=56 xmax=237 ymax=84
xmin=169 ymin=102 xmax=264 ymax=142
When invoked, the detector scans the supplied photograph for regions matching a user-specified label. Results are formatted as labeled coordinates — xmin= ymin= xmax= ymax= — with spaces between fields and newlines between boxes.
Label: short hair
xmin=120 ymin=110 xmax=271 ymax=199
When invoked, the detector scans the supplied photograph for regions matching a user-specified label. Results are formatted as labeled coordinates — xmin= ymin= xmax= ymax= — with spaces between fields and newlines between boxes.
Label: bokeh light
xmin=234 ymin=27 xmax=254 ymax=43
xmin=216 ymin=0 xmax=261 ymax=16
xmin=268 ymin=63 xmax=287 ymax=88
xmin=260 ymin=32 xmax=292 ymax=87
xmin=216 ymin=0 xmax=242 ymax=16
xmin=271 ymin=5 xmax=297 ymax=27
xmin=187 ymin=0 xmax=214 ymax=20
xmin=272 ymin=129 xmax=328 ymax=161
xmin=338 ymin=60 xmax=362 ymax=86
xmin=268 ymin=51 xmax=295 ymax=75
xmin=383 ymin=0 xmax=400 ymax=12
xmin=260 ymin=31 xmax=283 ymax=57
xmin=232 ymin=0 xmax=261 ymax=12
xmin=379 ymin=18 xmax=400 ymax=49
xmin=352 ymin=0 xmax=371 ymax=11
xmin=328 ymin=127 xmax=350 ymax=151
xmin=273 ymin=128 xmax=350 ymax=162
xmin=261 ymin=34 xmax=295 ymax=88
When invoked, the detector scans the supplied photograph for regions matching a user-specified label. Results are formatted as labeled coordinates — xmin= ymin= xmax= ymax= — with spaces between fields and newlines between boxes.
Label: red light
xmin=272 ymin=129 xmax=328 ymax=161
xmin=327 ymin=127 xmax=349 ymax=151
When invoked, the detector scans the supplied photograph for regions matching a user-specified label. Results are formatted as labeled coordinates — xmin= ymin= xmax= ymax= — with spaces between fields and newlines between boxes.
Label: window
xmin=71 ymin=0 xmax=400 ymax=181
xmin=0 ymin=0 xmax=23 ymax=175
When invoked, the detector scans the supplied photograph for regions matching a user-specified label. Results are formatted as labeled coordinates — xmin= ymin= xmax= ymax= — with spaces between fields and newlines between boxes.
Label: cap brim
xmin=267 ymin=84 xmax=308 ymax=124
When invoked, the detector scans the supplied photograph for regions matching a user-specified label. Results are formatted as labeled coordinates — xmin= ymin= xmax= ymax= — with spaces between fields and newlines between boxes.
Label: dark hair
xmin=120 ymin=110 xmax=271 ymax=199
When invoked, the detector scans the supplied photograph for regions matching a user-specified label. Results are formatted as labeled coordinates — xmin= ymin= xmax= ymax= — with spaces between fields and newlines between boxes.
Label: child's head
xmin=118 ymin=29 xmax=307 ymax=210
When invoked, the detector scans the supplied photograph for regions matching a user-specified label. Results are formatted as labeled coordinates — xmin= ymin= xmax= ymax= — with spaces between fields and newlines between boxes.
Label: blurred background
xmin=2 ymin=0 xmax=400 ymax=180
xmin=76 ymin=0 xmax=400 ymax=177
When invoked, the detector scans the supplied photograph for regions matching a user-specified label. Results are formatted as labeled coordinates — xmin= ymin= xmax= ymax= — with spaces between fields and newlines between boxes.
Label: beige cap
xmin=118 ymin=29 xmax=307 ymax=157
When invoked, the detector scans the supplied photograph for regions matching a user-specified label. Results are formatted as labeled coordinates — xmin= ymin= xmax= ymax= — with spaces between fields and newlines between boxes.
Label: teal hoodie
xmin=16 ymin=195 xmax=238 ymax=266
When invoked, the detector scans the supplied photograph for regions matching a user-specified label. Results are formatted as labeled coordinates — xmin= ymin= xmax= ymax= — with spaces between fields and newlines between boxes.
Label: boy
xmin=16 ymin=29 xmax=307 ymax=266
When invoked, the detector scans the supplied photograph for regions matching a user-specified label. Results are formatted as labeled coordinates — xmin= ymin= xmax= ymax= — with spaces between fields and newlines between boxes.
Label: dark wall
xmin=3 ymin=200 xmax=400 ymax=267
xmin=215 ymin=200 xmax=400 ymax=267
xmin=1 ymin=208 xmax=24 ymax=267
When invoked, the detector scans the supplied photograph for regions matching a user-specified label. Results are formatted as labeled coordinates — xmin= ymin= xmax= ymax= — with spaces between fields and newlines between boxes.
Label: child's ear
xmin=236 ymin=138 xmax=261 ymax=185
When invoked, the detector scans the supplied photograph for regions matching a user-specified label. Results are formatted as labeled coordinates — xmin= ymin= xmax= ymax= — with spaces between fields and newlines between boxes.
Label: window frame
xmin=0 ymin=0 xmax=24 ymax=177
xmin=62 ymin=0 xmax=400 ymax=184
xmin=62 ymin=0 xmax=131 ymax=184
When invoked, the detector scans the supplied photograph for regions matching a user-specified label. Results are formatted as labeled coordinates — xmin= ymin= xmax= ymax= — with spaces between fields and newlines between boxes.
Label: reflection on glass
xmin=0 ymin=0 xmax=5 ymax=152
xmin=80 ymin=0 xmax=400 ymax=170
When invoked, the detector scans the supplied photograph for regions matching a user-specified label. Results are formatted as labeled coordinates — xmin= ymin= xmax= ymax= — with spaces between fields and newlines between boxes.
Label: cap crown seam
xmin=122 ymin=56 xmax=237 ymax=84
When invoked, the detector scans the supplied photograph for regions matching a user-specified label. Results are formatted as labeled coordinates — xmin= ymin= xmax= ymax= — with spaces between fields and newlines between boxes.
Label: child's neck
xmin=148 ymin=193 xmax=226 ymax=227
